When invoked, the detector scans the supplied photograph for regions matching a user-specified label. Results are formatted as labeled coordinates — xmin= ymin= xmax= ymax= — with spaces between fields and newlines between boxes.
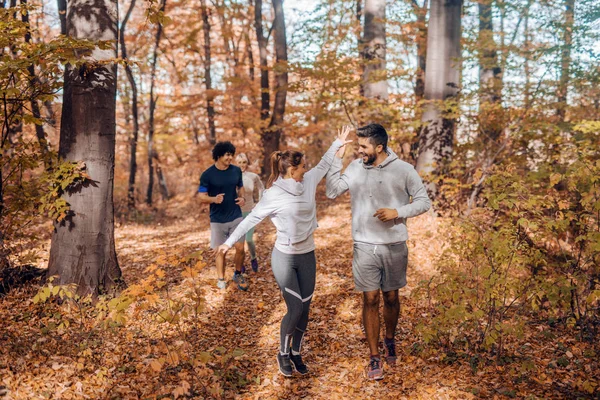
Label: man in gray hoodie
xmin=326 ymin=123 xmax=431 ymax=380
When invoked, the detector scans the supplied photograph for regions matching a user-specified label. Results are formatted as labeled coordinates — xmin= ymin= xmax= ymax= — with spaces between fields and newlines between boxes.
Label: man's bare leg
xmin=382 ymin=290 xmax=399 ymax=340
xmin=362 ymin=290 xmax=380 ymax=357
xmin=216 ymin=251 xmax=226 ymax=280
xmin=233 ymin=242 xmax=245 ymax=273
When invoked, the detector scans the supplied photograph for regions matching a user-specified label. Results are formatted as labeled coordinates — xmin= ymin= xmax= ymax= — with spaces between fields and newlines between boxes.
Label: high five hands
xmin=335 ymin=125 xmax=353 ymax=158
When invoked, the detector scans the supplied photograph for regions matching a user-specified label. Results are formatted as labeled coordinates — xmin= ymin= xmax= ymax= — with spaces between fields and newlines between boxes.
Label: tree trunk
xmin=200 ymin=0 xmax=216 ymax=146
xmin=478 ymin=0 xmax=502 ymax=143
xmin=255 ymin=0 xmax=270 ymax=122
xmin=57 ymin=0 xmax=66 ymax=35
xmin=415 ymin=0 xmax=462 ymax=196
xmin=21 ymin=0 xmax=49 ymax=159
xmin=361 ymin=0 xmax=387 ymax=100
xmin=120 ymin=0 xmax=139 ymax=209
xmin=245 ymin=32 xmax=254 ymax=82
xmin=154 ymin=153 xmax=169 ymax=200
xmin=47 ymin=0 xmax=122 ymax=297
xmin=146 ymin=0 xmax=167 ymax=206
xmin=413 ymin=0 xmax=428 ymax=101
xmin=262 ymin=0 xmax=287 ymax=177
xmin=556 ymin=0 xmax=574 ymax=121
xmin=523 ymin=7 xmax=531 ymax=108
xmin=356 ymin=0 xmax=363 ymax=97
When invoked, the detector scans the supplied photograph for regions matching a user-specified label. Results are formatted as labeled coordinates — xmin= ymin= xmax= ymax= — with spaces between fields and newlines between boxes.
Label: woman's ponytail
xmin=266 ymin=150 xmax=305 ymax=188
xmin=267 ymin=151 xmax=282 ymax=188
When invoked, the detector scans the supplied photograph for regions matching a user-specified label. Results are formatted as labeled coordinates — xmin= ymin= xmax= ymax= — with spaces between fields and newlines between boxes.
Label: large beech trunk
xmin=415 ymin=0 xmax=462 ymax=197
xmin=361 ymin=0 xmax=387 ymax=100
xmin=47 ymin=0 xmax=122 ymax=297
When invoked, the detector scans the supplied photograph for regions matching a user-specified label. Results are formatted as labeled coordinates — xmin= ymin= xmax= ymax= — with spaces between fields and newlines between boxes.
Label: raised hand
xmin=337 ymin=125 xmax=353 ymax=145
xmin=335 ymin=125 xmax=353 ymax=158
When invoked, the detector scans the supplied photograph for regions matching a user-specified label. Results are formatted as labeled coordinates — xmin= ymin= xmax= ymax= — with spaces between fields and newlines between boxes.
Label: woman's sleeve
xmin=224 ymin=192 xmax=276 ymax=247
xmin=304 ymin=139 xmax=344 ymax=185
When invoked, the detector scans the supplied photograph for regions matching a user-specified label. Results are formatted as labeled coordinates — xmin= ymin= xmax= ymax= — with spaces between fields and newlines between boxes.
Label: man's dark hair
xmin=212 ymin=141 xmax=236 ymax=161
xmin=357 ymin=123 xmax=388 ymax=151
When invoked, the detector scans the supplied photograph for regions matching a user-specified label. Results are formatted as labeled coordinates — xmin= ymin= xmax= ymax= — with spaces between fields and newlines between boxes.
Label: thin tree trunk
xmin=413 ymin=0 xmax=428 ymax=101
xmin=356 ymin=0 xmax=364 ymax=98
xmin=48 ymin=0 xmax=122 ymax=297
xmin=557 ymin=0 xmax=574 ymax=121
xmin=21 ymin=0 xmax=49 ymax=159
xmin=200 ymin=0 xmax=216 ymax=145
xmin=415 ymin=0 xmax=462 ymax=197
xmin=409 ymin=0 xmax=429 ymax=164
xmin=245 ymin=32 xmax=254 ymax=82
xmin=154 ymin=153 xmax=169 ymax=200
xmin=6 ymin=0 xmax=22 ymax=143
xmin=57 ymin=0 xmax=66 ymax=35
xmin=478 ymin=0 xmax=502 ymax=143
xmin=262 ymin=0 xmax=287 ymax=177
xmin=146 ymin=0 xmax=167 ymax=205
xmin=523 ymin=7 xmax=531 ymax=108
xmin=255 ymin=0 xmax=269 ymax=122
xmin=362 ymin=0 xmax=387 ymax=100
xmin=120 ymin=0 xmax=139 ymax=209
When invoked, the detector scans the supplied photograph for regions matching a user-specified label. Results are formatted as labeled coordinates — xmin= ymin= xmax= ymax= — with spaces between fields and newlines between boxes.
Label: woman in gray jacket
xmin=217 ymin=127 xmax=351 ymax=377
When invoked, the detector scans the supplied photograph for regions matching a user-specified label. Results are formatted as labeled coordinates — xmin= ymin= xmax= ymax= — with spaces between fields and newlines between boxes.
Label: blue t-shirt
xmin=199 ymin=164 xmax=244 ymax=223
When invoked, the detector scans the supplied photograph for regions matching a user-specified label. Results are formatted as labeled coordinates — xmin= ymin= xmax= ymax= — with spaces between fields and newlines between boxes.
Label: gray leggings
xmin=271 ymin=248 xmax=316 ymax=354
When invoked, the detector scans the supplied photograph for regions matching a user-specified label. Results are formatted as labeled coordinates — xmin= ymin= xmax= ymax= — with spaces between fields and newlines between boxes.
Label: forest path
xmin=1 ymin=190 xmax=477 ymax=400
xmin=112 ymin=190 xmax=468 ymax=399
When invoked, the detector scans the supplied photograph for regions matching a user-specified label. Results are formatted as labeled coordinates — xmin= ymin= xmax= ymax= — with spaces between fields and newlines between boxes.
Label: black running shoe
xmin=289 ymin=352 xmax=309 ymax=375
xmin=276 ymin=353 xmax=293 ymax=377
xmin=384 ymin=340 xmax=397 ymax=366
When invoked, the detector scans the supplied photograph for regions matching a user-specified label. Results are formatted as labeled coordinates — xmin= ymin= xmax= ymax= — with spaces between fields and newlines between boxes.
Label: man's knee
xmin=233 ymin=242 xmax=245 ymax=252
xmin=383 ymin=290 xmax=399 ymax=307
xmin=363 ymin=290 xmax=380 ymax=308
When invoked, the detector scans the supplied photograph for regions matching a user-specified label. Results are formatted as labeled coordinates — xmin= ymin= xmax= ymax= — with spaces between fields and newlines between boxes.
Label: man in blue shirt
xmin=198 ymin=141 xmax=248 ymax=291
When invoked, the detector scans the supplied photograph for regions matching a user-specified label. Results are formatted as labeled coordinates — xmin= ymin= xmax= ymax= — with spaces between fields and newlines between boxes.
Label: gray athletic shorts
xmin=352 ymin=242 xmax=408 ymax=292
xmin=210 ymin=217 xmax=244 ymax=248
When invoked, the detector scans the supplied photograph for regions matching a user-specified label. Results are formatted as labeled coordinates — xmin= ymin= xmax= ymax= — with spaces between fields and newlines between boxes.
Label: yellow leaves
xmin=182 ymin=267 xmax=196 ymax=279
xmin=197 ymin=352 xmax=212 ymax=364
xmin=172 ymin=381 xmax=190 ymax=398
xmin=150 ymin=359 xmax=163 ymax=372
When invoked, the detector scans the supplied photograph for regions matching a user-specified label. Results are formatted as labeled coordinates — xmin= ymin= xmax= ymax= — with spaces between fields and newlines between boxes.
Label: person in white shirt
xmin=235 ymin=153 xmax=265 ymax=273
xmin=217 ymin=127 xmax=352 ymax=377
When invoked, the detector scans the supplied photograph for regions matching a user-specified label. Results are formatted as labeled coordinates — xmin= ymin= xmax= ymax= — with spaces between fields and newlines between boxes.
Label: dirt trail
xmin=114 ymin=191 xmax=464 ymax=399
xmin=1 ymin=190 xmax=471 ymax=400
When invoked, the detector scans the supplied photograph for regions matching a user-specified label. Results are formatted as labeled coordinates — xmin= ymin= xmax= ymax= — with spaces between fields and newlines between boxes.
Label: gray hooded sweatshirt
xmin=326 ymin=150 xmax=431 ymax=245
xmin=224 ymin=139 xmax=344 ymax=253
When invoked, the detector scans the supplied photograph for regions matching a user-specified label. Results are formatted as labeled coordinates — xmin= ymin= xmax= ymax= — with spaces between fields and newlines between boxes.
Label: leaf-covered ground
xmin=0 ymin=190 xmax=597 ymax=399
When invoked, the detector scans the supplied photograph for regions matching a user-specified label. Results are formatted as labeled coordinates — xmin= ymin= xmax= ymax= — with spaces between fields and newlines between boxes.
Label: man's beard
xmin=361 ymin=153 xmax=377 ymax=165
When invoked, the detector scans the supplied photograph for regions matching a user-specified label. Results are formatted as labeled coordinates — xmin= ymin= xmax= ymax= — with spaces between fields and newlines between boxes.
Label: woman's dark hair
xmin=357 ymin=123 xmax=388 ymax=151
xmin=267 ymin=150 xmax=304 ymax=188
xmin=212 ymin=141 xmax=236 ymax=161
